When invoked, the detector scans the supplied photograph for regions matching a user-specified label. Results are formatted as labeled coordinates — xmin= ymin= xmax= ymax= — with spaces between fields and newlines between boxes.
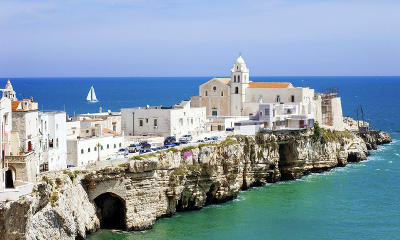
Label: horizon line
xmin=1 ymin=75 xmax=400 ymax=79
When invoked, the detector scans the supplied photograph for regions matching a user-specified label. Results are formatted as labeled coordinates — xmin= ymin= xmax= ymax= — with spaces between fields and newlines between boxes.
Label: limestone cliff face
xmin=0 ymin=128 xmax=391 ymax=240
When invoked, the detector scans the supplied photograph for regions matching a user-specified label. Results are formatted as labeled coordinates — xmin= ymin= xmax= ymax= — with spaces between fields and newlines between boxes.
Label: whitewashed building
xmin=0 ymin=90 xmax=12 ymax=191
xmin=191 ymin=56 xmax=344 ymax=131
xmin=67 ymin=116 xmax=123 ymax=167
xmin=71 ymin=110 xmax=122 ymax=135
xmin=121 ymin=100 xmax=206 ymax=138
xmin=38 ymin=112 xmax=67 ymax=172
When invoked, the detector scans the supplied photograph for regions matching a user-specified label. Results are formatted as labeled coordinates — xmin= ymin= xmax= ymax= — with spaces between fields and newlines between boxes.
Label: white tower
xmin=230 ymin=56 xmax=249 ymax=116
xmin=3 ymin=80 xmax=17 ymax=101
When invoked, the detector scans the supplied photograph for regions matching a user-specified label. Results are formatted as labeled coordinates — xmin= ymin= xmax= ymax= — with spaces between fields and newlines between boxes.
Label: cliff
xmin=0 ymin=126 xmax=392 ymax=240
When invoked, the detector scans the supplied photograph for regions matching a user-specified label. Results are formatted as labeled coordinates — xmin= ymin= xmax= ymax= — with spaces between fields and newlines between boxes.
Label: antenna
xmin=239 ymin=52 xmax=242 ymax=57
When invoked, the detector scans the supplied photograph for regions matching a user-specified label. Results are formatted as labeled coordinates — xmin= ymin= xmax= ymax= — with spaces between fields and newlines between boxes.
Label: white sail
xmin=87 ymin=86 xmax=98 ymax=102
xmin=91 ymin=86 xmax=98 ymax=102
xmin=86 ymin=87 xmax=92 ymax=101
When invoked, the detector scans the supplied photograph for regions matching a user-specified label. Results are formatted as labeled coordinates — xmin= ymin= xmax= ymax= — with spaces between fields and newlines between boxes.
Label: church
xmin=190 ymin=56 xmax=315 ymax=118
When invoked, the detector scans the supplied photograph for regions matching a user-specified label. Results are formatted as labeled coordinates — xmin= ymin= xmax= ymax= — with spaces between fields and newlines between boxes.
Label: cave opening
xmin=278 ymin=143 xmax=296 ymax=180
xmin=94 ymin=192 xmax=127 ymax=230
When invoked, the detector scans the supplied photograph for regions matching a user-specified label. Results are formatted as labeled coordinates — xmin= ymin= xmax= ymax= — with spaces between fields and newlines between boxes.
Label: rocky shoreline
xmin=0 ymin=126 xmax=392 ymax=240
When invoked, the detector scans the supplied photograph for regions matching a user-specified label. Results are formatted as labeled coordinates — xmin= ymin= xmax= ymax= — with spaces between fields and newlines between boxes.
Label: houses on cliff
xmin=190 ymin=56 xmax=344 ymax=133
xmin=0 ymin=56 xmax=345 ymax=201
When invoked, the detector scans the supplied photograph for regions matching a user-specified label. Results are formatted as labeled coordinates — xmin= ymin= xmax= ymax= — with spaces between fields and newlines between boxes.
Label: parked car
xmin=226 ymin=127 xmax=234 ymax=132
xmin=118 ymin=148 xmax=128 ymax=155
xmin=164 ymin=136 xmax=176 ymax=145
xmin=210 ymin=136 xmax=220 ymax=141
xmin=179 ymin=134 xmax=193 ymax=143
xmin=140 ymin=141 xmax=151 ymax=149
xmin=128 ymin=143 xmax=141 ymax=153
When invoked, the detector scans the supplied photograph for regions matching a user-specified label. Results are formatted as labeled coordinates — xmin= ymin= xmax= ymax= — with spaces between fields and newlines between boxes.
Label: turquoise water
xmin=1 ymin=76 xmax=399 ymax=239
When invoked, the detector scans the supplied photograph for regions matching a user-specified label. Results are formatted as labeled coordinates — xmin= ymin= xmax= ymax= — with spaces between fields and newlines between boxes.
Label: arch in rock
xmin=93 ymin=192 xmax=127 ymax=230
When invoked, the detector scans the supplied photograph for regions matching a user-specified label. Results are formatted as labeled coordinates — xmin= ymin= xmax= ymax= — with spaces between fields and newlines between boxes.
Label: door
xmin=5 ymin=170 xmax=14 ymax=188
xmin=300 ymin=120 xmax=305 ymax=128
xmin=27 ymin=141 xmax=32 ymax=151
xmin=218 ymin=125 xmax=222 ymax=131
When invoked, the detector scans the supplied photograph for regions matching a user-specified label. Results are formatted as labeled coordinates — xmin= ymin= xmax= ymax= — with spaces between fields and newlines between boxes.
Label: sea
xmin=1 ymin=76 xmax=399 ymax=240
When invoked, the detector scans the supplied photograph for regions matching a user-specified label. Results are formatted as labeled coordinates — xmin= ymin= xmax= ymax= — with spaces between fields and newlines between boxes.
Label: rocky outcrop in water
xmin=0 ymin=126 xmax=391 ymax=240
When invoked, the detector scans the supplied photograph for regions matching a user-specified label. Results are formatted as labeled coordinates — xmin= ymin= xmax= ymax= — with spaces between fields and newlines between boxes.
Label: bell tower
xmin=230 ymin=56 xmax=249 ymax=116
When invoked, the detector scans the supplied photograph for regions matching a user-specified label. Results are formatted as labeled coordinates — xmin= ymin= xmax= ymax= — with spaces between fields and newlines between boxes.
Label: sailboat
xmin=86 ymin=86 xmax=99 ymax=103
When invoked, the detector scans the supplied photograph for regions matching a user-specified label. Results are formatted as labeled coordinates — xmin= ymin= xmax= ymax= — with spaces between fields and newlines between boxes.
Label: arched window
xmin=291 ymin=95 xmax=295 ymax=102
xmin=205 ymin=91 xmax=208 ymax=96
xmin=276 ymin=95 xmax=281 ymax=103
xmin=235 ymin=87 xmax=239 ymax=94
xmin=238 ymin=75 xmax=240 ymax=82
xmin=88 ymin=148 xmax=91 ymax=153
xmin=234 ymin=76 xmax=236 ymax=82
xmin=221 ymin=91 xmax=224 ymax=96
xmin=213 ymin=86 xmax=217 ymax=92
xmin=81 ymin=149 xmax=84 ymax=154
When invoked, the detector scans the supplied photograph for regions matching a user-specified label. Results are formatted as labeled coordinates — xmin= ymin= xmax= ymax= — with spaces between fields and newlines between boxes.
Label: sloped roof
xmin=215 ymin=78 xmax=231 ymax=84
xmin=248 ymin=82 xmax=292 ymax=88
xmin=103 ymin=128 xmax=120 ymax=136
xmin=11 ymin=101 xmax=22 ymax=111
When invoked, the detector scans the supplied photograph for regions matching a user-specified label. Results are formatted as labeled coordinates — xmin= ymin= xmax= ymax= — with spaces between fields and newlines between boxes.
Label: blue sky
xmin=0 ymin=0 xmax=399 ymax=77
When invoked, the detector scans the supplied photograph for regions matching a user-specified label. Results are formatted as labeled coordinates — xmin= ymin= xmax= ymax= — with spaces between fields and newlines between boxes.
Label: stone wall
xmin=0 ymin=127 xmax=391 ymax=240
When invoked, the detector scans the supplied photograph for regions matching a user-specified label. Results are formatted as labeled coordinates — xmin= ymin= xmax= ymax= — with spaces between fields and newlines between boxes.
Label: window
xmin=86 ymin=130 xmax=89 ymax=133
xmin=291 ymin=95 xmax=295 ymax=102
xmin=154 ymin=119 xmax=158 ymax=127
xmin=113 ymin=124 xmax=116 ymax=131
xmin=88 ymin=148 xmax=91 ymax=153
xmin=205 ymin=91 xmax=208 ymax=96
xmin=139 ymin=119 xmax=143 ymax=126
xmin=101 ymin=146 xmax=103 ymax=150
xmin=238 ymin=75 xmax=240 ymax=82
xmin=235 ymin=87 xmax=239 ymax=94
xmin=94 ymin=146 xmax=97 ymax=151
xmin=114 ymin=144 xmax=116 ymax=149
xmin=107 ymin=144 xmax=109 ymax=149
xmin=81 ymin=149 xmax=84 ymax=154
xmin=221 ymin=91 xmax=224 ymax=96
xmin=213 ymin=86 xmax=217 ymax=92
xmin=212 ymin=110 xmax=218 ymax=116
xmin=234 ymin=75 xmax=236 ymax=82
xmin=56 ymin=138 xmax=59 ymax=148
xmin=119 ymin=143 xmax=122 ymax=147
xmin=276 ymin=95 xmax=281 ymax=103
xmin=146 ymin=118 xmax=149 ymax=123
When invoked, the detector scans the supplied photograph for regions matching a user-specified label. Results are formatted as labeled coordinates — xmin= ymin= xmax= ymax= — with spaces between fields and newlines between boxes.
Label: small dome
xmin=236 ymin=56 xmax=245 ymax=64
xmin=5 ymin=79 xmax=13 ymax=90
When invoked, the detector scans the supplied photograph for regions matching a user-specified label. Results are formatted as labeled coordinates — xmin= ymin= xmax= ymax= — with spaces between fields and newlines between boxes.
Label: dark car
xmin=140 ymin=141 xmax=151 ymax=149
xmin=164 ymin=136 xmax=176 ymax=145
xmin=226 ymin=127 xmax=234 ymax=132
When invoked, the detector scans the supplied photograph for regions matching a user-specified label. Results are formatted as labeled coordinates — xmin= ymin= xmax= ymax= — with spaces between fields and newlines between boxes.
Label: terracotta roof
xmin=103 ymin=128 xmax=120 ymax=136
xmin=215 ymin=78 xmax=231 ymax=84
xmin=11 ymin=101 xmax=22 ymax=111
xmin=248 ymin=82 xmax=292 ymax=88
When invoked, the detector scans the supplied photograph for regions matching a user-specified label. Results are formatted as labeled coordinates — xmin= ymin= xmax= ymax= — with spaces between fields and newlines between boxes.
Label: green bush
xmin=42 ymin=176 xmax=54 ymax=186
xmin=49 ymin=192 xmax=59 ymax=207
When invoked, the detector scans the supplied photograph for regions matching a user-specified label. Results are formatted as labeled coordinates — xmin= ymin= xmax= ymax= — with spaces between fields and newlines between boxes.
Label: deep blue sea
xmin=1 ymin=76 xmax=399 ymax=239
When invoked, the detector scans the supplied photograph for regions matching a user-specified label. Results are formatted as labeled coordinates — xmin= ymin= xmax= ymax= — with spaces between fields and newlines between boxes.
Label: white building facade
xmin=121 ymin=100 xmax=206 ymax=138
xmin=39 ymin=112 xmax=67 ymax=171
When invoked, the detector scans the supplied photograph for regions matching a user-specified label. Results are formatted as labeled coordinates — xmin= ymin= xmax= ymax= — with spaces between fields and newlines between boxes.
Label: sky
xmin=0 ymin=0 xmax=399 ymax=77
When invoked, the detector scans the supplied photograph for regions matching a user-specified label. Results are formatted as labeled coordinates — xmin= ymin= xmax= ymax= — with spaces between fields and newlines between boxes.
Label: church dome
xmin=236 ymin=56 xmax=245 ymax=64
xmin=5 ymin=80 xmax=13 ymax=90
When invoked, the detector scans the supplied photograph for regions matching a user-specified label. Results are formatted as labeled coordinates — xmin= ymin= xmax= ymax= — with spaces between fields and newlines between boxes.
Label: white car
xmin=179 ymin=134 xmax=193 ymax=142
